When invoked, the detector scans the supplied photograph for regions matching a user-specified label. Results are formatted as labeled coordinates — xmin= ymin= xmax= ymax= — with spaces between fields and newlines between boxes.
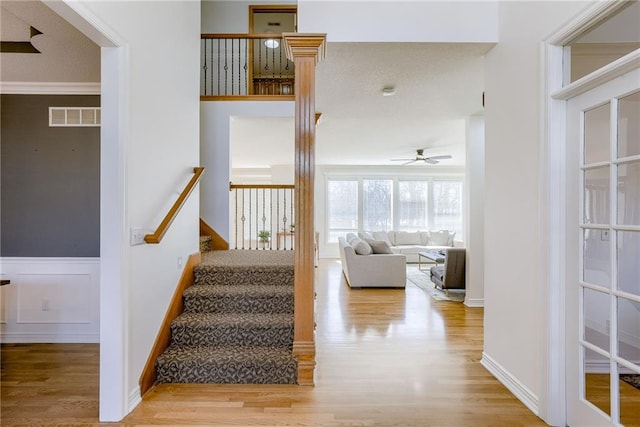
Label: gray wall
xmin=1 ymin=94 xmax=100 ymax=257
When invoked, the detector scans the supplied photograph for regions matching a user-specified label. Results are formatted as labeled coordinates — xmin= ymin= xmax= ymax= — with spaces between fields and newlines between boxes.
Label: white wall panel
xmin=16 ymin=273 xmax=91 ymax=323
xmin=0 ymin=258 xmax=99 ymax=342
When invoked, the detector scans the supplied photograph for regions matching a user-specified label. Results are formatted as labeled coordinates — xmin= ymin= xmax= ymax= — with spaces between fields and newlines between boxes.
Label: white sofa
xmin=338 ymin=236 xmax=406 ymax=288
xmin=359 ymin=230 xmax=463 ymax=263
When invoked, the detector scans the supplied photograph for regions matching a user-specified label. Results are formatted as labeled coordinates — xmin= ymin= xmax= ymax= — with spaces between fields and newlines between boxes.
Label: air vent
xmin=49 ymin=107 xmax=101 ymax=127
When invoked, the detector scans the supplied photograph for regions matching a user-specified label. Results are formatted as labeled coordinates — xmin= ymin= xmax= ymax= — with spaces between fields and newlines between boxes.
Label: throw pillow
xmin=372 ymin=230 xmax=393 ymax=246
xmin=365 ymin=238 xmax=393 ymax=254
xmin=428 ymin=230 xmax=453 ymax=246
xmin=350 ymin=236 xmax=373 ymax=255
xmin=446 ymin=231 xmax=456 ymax=246
xmin=358 ymin=231 xmax=374 ymax=240
xmin=346 ymin=232 xmax=358 ymax=243
xmin=394 ymin=231 xmax=422 ymax=245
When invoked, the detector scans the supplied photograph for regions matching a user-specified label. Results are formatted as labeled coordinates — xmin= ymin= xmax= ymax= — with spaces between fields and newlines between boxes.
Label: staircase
xmin=155 ymin=250 xmax=298 ymax=384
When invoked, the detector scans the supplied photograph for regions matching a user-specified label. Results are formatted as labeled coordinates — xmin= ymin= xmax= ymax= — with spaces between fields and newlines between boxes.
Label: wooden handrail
xmin=144 ymin=167 xmax=205 ymax=244
xmin=229 ymin=182 xmax=295 ymax=190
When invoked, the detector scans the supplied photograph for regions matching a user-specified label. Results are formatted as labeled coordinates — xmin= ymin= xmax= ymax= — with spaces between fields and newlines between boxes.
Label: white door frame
xmin=540 ymin=1 xmax=639 ymax=425
xmin=43 ymin=1 xmax=130 ymax=421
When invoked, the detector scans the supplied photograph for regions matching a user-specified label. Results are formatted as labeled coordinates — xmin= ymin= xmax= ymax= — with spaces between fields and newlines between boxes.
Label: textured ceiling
xmin=315 ymin=42 xmax=492 ymax=166
xmin=232 ymin=42 xmax=493 ymax=168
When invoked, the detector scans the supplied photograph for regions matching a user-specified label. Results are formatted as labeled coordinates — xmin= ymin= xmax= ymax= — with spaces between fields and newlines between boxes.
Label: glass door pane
xmin=617 ymin=91 xmax=640 ymax=158
xmin=584 ymin=347 xmax=611 ymax=417
xmin=584 ymin=103 xmax=611 ymax=164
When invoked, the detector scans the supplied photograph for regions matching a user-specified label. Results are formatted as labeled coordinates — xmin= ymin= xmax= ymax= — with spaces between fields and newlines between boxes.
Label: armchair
xmin=429 ymin=248 xmax=466 ymax=295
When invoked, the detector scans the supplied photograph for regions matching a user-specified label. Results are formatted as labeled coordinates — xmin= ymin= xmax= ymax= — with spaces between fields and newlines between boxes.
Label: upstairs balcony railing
xmin=230 ymin=183 xmax=296 ymax=250
xmin=201 ymin=34 xmax=295 ymax=98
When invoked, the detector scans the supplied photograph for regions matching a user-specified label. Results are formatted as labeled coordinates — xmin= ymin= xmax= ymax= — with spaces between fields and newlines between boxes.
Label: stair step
xmin=170 ymin=312 xmax=293 ymax=348
xmin=199 ymin=235 xmax=213 ymax=253
xmin=183 ymin=284 xmax=293 ymax=314
xmin=156 ymin=345 xmax=298 ymax=384
xmin=194 ymin=265 xmax=294 ymax=287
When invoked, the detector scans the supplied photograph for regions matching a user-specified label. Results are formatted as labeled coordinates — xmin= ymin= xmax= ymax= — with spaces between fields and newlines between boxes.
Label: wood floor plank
xmin=1 ymin=260 xmax=553 ymax=426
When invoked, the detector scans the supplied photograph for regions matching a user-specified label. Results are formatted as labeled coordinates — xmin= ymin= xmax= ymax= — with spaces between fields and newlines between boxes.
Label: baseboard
xmin=481 ymin=352 xmax=539 ymax=415
xmin=464 ymin=297 xmax=484 ymax=307
xmin=128 ymin=386 xmax=142 ymax=413
xmin=0 ymin=332 xmax=99 ymax=343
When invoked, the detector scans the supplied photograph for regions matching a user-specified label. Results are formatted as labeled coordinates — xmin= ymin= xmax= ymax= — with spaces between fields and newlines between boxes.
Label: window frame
xmin=324 ymin=173 xmax=464 ymax=243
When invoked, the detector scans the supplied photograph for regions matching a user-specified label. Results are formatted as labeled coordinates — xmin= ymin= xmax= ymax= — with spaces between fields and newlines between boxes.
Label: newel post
xmin=282 ymin=33 xmax=326 ymax=386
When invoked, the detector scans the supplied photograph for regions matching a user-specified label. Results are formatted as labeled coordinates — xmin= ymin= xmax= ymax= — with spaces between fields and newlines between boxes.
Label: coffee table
xmin=418 ymin=251 xmax=446 ymax=271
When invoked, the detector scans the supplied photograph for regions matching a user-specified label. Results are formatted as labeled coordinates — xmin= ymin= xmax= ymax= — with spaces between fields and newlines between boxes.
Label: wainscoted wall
xmin=0 ymin=258 xmax=100 ymax=343
xmin=1 ymin=94 xmax=101 ymax=343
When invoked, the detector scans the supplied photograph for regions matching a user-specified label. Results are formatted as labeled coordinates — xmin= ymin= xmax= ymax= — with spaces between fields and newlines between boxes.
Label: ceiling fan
xmin=391 ymin=149 xmax=452 ymax=165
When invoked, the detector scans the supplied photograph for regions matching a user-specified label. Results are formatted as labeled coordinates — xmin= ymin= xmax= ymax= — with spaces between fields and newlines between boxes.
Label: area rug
xmin=407 ymin=271 xmax=465 ymax=302
xmin=620 ymin=374 xmax=640 ymax=391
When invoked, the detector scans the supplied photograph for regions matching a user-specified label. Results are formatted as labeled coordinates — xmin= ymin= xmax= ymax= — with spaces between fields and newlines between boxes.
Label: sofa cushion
xmin=420 ymin=232 xmax=431 ymax=245
xmin=428 ymin=230 xmax=455 ymax=246
xmin=365 ymin=238 xmax=393 ymax=254
xmin=394 ymin=231 xmax=422 ymax=245
xmin=372 ymin=231 xmax=393 ymax=246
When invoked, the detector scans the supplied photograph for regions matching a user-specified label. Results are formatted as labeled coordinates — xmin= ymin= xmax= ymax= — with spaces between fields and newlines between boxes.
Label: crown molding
xmin=0 ymin=81 xmax=101 ymax=95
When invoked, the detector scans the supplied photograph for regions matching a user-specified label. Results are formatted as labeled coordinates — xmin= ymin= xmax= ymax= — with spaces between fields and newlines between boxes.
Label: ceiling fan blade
xmin=423 ymin=158 xmax=439 ymax=164
xmin=427 ymin=155 xmax=452 ymax=161
xmin=402 ymin=160 xmax=417 ymax=165
xmin=391 ymin=158 xmax=415 ymax=162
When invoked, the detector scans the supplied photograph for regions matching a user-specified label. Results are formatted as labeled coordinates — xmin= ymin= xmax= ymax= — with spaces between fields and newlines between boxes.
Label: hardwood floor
xmin=1 ymin=259 xmax=548 ymax=426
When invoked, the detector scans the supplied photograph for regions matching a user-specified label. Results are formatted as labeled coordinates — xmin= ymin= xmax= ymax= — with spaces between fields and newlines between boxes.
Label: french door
xmin=566 ymin=66 xmax=640 ymax=426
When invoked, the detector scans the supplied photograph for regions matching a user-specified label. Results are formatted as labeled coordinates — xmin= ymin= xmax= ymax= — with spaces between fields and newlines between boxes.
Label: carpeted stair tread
xmin=194 ymin=266 xmax=294 ymax=287
xmin=170 ymin=312 xmax=293 ymax=348
xmin=183 ymin=284 xmax=293 ymax=314
xmin=156 ymin=345 xmax=298 ymax=384
xmin=194 ymin=250 xmax=294 ymax=287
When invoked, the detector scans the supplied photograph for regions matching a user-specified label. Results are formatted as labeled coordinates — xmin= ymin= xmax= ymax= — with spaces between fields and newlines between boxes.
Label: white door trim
xmin=539 ymin=1 xmax=639 ymax=425
xmin=43 ymin=0 xmax=131 ymax=422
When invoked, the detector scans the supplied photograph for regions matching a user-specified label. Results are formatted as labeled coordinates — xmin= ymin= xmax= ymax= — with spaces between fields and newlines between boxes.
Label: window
xmin=398 ymin=180 xmax=428 ymax=231
xmin=327 ymin=180 xmax=358 ymax=242
xmin=432 ymin=180 xmax=463 ymax=236
xmin=363 ymin=179 xmax=392 ymax=230
xmin=326 ymin=176 xmax=464 ymax=242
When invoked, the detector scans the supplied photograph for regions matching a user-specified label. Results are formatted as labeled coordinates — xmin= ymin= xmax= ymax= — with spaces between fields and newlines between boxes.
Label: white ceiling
xmin=232 ymin=42 xmax=493 ymax=168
